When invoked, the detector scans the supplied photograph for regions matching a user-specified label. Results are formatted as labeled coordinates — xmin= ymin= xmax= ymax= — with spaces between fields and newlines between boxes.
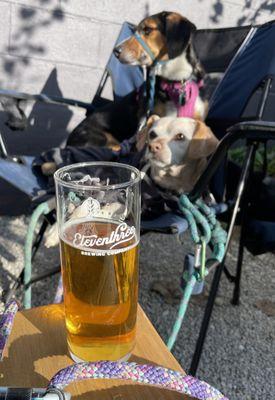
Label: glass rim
xmin=54 ymin=161 xmax=141 ymax=191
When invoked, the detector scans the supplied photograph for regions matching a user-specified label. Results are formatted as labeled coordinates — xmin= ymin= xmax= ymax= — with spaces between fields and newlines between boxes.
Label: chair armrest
xmin=0 ymin=88 xmax=94 ymax=111
xmin=228 ymin=120 xmax=275 ymax=133
xmin=189 ymin=119 xmax=275 ymax=201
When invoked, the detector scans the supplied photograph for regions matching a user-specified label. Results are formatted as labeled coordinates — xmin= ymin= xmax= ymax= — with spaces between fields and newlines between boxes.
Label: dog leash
xmin=0 ymin=300 xmax=228 ymax=400
xmin=133 ymin=31 xmax=164 ymax=114
xmin=166 ymin=195 xmax=227 ymax=350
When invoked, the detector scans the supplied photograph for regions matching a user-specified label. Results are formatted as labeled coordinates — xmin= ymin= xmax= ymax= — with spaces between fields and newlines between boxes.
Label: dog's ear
xmin=164 ymin=13 xmax=196 ymax=59
xmin=187 ymin=121 xmax=219 ymax=160
xmin=147 ymin=114 xmax=160 ymax=128
xmin=136 ymin=115 xmax=160 ymax=151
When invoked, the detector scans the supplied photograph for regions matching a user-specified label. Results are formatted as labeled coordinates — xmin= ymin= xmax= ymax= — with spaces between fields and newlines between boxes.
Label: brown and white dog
xmin=67 ymin=11 xmax=207 ymax=148
xmin=114 ymin=11 xmax=208 ymax=121
xmin=143 ymin=115 xmax=218 ymax=193
xmin=43 ymin=116 xmax=218 ymax=247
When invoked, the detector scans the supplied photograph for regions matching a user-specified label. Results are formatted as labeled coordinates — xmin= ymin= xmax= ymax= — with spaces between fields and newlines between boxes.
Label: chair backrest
xmin=205 ymin=20 xmax=275 ymax=204
xmin=194 ymin=25 xmax=251 ymax=100
xmin=96 ymin=22 xmax=144 ymax=101
xmin=194 ymin=25 xmax=251 ymax=74
xmin=208 ymin=20 xmax=275 ymax=128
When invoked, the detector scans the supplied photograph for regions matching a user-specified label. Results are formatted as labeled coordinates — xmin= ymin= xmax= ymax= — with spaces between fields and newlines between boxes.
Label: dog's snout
xmin=113 ymin=45 xmax=122 ymax=58
xmin=149 ymin=141 xmax=162 ymax=153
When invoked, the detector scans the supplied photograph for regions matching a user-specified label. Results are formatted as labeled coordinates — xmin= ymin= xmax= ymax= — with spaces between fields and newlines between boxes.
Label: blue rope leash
xmin=167 ymin=195 xmax=227 ymax=350
xmin=166 ymin=274 xmax=198 ymax=350
xmin=24 ymin=201 xmax=51 ymax=308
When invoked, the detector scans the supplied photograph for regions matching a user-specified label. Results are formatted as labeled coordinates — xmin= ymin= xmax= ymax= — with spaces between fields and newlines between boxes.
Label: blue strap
xmin=133 ymin=32 xmax=167 ymax=113
xmin=148 ymin=71 xmax=156 ymax=113
xmin=134 ymin=32 xmax=156 ymax=62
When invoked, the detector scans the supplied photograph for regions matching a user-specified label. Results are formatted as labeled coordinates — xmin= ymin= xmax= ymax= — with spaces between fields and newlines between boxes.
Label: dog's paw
xmin=41 ymin=162 xmax=57 ymax=176
xmin=44 ymin=223 xmax=59 ymax=248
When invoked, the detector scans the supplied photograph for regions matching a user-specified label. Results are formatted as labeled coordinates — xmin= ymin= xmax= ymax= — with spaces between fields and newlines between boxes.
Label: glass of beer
xmin=54 ymin=162 xmax=141 ymax=363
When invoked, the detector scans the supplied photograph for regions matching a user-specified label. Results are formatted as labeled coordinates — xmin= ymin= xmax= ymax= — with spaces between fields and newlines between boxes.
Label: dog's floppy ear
xmin=164 ymin=12 xmax=196 ymax=59
xmin=147 ymin=114 xmax=160 ymax=127
xmin=136 ymin=115 xmax=160 ymax=151
xmin=187 ymin=121 xmax=219 ymax=160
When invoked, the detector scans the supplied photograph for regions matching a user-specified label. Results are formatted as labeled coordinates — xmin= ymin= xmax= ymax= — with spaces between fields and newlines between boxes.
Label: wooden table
xmin=0 ymin=304 xmax=192 ymax=400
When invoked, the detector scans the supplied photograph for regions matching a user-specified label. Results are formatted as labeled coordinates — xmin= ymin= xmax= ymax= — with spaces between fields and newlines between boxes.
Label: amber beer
xmin=60 ymin=218 xmax=139 ymax=362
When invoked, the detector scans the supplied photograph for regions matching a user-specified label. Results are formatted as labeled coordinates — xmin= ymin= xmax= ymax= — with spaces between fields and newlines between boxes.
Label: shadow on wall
xmin=210 ymin=0 xmax=275 ymax=26
xmin=2 ymin=0 xmax=65 ymax=88
xmin=0 ymin=0 xmax=74 ymax=156
xmin=0 ymin=68 xmax=73 ymax=155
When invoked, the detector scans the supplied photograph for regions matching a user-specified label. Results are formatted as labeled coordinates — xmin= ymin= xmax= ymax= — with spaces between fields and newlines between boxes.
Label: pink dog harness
xmin=160 ymin=79 xmax=203 ymax=118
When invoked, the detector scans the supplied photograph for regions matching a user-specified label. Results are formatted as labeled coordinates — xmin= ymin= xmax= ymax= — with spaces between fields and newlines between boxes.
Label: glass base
xmin=69 ymin=349 xmax=132 ymax=363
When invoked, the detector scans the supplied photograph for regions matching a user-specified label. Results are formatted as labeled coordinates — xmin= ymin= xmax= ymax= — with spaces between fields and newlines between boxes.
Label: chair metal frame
xmin=188 ymin=75 xmax=275 ymax=375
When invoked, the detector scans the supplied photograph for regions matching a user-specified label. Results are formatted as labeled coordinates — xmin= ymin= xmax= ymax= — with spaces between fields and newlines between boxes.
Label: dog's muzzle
xmin=113 ymin=32 xmax=157 ymax=66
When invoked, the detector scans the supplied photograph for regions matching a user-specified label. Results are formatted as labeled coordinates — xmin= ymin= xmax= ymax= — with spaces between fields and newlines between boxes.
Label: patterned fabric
xmin=49 ymin=361 xmax=228 ymax=400
xmin=0 ymin=300 xmax=19 ymax=361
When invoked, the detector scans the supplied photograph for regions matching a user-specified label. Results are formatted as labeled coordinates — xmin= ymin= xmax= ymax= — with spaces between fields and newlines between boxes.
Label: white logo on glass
xmin=84 ymin=197 xmax=101 ymax=216
xmin=73 ymin=222 xmax=136 ymax=250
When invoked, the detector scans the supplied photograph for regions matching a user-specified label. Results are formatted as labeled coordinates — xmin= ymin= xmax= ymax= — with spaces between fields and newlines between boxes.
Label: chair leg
xmin=189 ymin=259 xmax=224 ymax=376
xmin=2 ymin=218 xmax=51 ymax=304
xmin=231 ymin=222 xmax=245 ymax=306
xmin=231 ymin=141 xmax=254 ymax=306
xmin=2 ymin=273 xmax=23 ymax=303
xmin=32 ymin=218 xmax=50 ymax=260
xmin=189 ymin=143 xmax=257 ymax=375
xmin=223 ymin=264 xmax=236 ymax=282
xmin=24 ymin=265 xmax=61 ymax=288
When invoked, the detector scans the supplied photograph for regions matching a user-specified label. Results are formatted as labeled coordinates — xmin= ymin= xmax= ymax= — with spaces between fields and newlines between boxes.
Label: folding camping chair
xmin=0 ymin=21 xmax=189 ymax=304
xmin=188 ymin=19 xmax=275 ymax=375
xmin=1 ymin=18 xmax=275 ymax=379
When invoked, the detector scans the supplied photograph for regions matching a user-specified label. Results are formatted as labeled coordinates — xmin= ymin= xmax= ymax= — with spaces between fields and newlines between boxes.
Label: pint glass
xmin=54 ymin=162 xmax=141 ymax=362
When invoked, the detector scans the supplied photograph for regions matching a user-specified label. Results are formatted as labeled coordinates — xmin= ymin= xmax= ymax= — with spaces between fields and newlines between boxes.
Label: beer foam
xmin=60 ymin=218 xmax=139 ymax=256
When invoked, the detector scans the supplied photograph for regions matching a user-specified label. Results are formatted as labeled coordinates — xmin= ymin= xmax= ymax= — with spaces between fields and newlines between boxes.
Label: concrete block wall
xmin=0 ymin=0 xmax=274 ymax=154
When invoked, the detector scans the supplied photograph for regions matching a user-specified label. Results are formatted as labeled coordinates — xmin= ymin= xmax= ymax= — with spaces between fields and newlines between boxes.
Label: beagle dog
xmin=67 ymin=11 xmax=206 ymax=149
xmin=42 ymin=116 xmax=218 ymax=247
xmin=144 ymin=115 xmax=218 ymax=194
xmin=114 ymin=11 xmax=207 ymax=121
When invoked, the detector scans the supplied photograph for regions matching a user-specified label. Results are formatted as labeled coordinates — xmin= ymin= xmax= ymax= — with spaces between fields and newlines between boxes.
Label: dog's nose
xmin=149 ymin=142 xmax=162 ymax=153
xmin=113 ymin=46 xmax=122 ymax=58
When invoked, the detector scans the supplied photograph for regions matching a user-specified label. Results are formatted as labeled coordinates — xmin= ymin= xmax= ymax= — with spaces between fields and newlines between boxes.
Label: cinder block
xmin=147 ymin=0 xmax=211 ymax=29
xmin=0 ymin=54 xmax=102 ymax=100
xmin=207 ymin=0 xmax=272 ymax=28
xmin=206 ymin=0 xmax=241 ymax=27
xmin=60 ymin=0 xmax=146 ymax=25
xmin=10 ymin=4 xmax=101 ymax=67
xmin=0 ymin=2 xmax=11 ymax=53
xmin=97 ymin=22 xmax=121 ymax=68
xmin=0 ymin=54 xmax=105 ymax=154
xmin=10 ymin=0 xmax=60 ymax=11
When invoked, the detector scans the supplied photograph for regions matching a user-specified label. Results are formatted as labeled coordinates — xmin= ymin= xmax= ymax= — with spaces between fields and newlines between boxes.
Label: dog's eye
xmin=143 ymin=26 xmax=153 ymax=36
xmin=175 ymin=133 xmax=185 ymax=141
xmin=149 ymin=130 xmax=157 ymax=140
